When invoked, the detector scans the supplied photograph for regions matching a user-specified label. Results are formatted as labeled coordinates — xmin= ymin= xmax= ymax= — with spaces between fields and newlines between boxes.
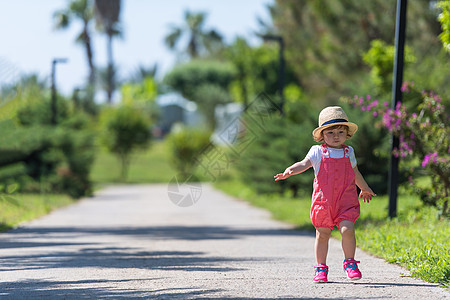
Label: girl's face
xmin=322 ymin=127 xmax=348 ymax=148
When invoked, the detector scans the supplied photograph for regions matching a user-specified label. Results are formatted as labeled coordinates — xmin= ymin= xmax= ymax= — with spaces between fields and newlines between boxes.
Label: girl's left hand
xmin=359 ymin=189 xmax=376 ymax=203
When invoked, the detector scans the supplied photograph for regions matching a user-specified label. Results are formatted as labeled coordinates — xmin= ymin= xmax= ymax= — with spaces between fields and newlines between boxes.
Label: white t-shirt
xmin=305 ymin=145 xmax=357 ymax=177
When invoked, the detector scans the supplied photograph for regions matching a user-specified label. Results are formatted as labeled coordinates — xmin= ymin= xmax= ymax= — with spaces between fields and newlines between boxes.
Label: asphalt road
xmin=0 ymin=184 xmax=449 ymax=299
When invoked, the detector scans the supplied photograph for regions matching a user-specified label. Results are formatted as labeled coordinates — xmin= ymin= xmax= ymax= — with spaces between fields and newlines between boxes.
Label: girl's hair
xmin=319 ymin=125 xmax=352 ymax=140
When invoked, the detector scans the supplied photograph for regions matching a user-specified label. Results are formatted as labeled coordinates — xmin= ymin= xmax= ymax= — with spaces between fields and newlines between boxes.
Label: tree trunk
xmin=106 ymin=32 xmax=114 ymax=104
xmin=83 ymin=21 xmax=96 ymax=109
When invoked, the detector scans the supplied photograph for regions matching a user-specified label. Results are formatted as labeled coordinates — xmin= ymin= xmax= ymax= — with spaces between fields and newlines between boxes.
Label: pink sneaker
xmin=343 ymin=259 xmax=362 ymax=280
xmin=314 ymin=264 xmax=328 ymax=283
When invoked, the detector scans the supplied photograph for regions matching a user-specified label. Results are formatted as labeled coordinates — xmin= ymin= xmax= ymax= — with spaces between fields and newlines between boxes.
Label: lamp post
xmin=388 ymin=0 xmax=407 ymax=218
xmin=262 ymin=34 xmax=285 ymax=116
xmin=51 ymin=58 xmax=68 ymax=125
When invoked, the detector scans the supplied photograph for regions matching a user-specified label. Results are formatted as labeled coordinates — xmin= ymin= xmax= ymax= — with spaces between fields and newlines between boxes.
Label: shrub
xmin=166 ymin=126 xmax=211 ymax=180
xmin=7 ymin=96 xmax=96 ymax=198
xmin=236 ymin=114 xmax=315 ymax=196
xmin=344 ymin=83 xmax=450 ymax=217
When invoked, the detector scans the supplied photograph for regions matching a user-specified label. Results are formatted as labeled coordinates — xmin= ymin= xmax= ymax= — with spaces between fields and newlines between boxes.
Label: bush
xmin=345 ymin=83 xmax=450 ymax=217
xmin=0 ymin=96 xmax=97 ymax=198
xmin=166 ymin=126 xmax=211 ymax=180
xmin=236 ymin=114 xmax=315 ymax=196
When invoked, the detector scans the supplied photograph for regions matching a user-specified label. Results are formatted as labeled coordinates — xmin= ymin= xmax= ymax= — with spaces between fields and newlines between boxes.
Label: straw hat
xmin=312 ymin=106 xmax=358 ymax=142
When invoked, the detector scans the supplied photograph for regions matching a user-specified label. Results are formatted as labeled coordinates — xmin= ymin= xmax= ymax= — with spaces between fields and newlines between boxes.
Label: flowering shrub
xmin=343 ymin=82 xmax=450 ymax=217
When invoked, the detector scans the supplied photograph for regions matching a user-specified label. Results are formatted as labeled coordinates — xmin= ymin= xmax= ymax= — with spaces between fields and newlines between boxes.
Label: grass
xmin=90 ymin=140 xmax=177 ymax=185
xmin=214 ymin=178 xmax=450 ymax=288
xmin=0 ymin=193 xmax=75 ymax=231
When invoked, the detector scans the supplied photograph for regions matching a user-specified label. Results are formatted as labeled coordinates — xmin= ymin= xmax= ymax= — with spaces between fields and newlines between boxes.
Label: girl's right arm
xmin=274 ymin=158 xmax=312 ymax=181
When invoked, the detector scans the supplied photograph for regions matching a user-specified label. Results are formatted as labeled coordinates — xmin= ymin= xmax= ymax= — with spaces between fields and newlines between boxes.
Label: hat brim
xmin=312 ymin=122 xmax=358 ymax=142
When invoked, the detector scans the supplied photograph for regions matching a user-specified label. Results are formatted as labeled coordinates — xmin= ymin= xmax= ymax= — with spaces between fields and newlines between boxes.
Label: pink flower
xmin=422 ymin=155 xmax=431 ymax=168
xmin=422 ymin=152 xmax=438 ymax=168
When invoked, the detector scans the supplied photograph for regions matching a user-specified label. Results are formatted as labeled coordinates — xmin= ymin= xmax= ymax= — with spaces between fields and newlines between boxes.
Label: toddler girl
xmin=274 ymin=106 xmax=376 ymax=283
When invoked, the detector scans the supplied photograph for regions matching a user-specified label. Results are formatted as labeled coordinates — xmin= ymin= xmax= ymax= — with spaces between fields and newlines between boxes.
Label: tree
xmin=94 ymin=0 xmax=122 ymax=103
xmin=438 ymin=0 xmax=450 ymax=55
xmin=165 ymin=10 xmax=224 ymax=60
xmin=226 ymin=38 xmax=299 ymax=110
xmin=270 ymin=0 xmax=442 ymax=104
xmin=99 ymin=104 xmax=151 ymax=180
xmin=53 ymin=0 xmax=96 ymax=105
xmin=164 ymin=60 xmax=236 ymax=101
xmin=129 ymin=63 xmax=158 ymax=83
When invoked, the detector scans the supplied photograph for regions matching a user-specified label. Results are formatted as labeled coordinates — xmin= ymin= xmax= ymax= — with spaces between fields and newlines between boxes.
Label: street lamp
xmin=51 ymin=58 xmax=68 ymax=125
xmin=388 ymin=0 xmax=407 ymax=218
xmin=262 ymin=34 xmax=285 ymax=116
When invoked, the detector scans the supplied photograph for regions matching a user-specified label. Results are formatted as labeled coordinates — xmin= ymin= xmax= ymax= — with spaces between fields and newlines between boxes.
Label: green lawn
xmin=90 ymin=140 xmax=177 ymax=185
xmin=0 ymin=193 xmax=75 ymax=231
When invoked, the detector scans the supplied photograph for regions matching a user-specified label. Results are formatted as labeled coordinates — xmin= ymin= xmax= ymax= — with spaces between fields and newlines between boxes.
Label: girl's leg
xmin=315 ymin=228 xmax=331 ymax=264
xmin=339 ymin=220 xmax=356 ymax=259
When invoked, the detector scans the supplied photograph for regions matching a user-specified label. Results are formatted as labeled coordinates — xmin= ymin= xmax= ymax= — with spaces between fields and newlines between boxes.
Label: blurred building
xmin=155 ymin=92 xmax=204 ymax=137
xmin=211 ymin=102 xmax=244 ymax=146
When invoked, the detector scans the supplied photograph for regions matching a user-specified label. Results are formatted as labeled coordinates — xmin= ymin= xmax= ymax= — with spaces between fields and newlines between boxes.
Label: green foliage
xmin=271 ymin=0 xmax=442 ymax=103
xmin=438 ymin=0 xmax=450 ymax=54
xmin=226 ymin=39 xmax=299 ymax=106
xmin=0 ymin=85 xmax=96 ymax=198
xmin=356 ymin=205 xmax=450 ymax=287
xmin=363 ymin=40 xmax=416 ymax=95
xmin=193 ymin=83 xmax=231 ymax=129
xmin=283 ymin=84 xmax=316 ymax=125
xmin=164 ymin=10 xmax=224 ymax=59
xmin=166 ymin=126 xmax=211 ymax=180
xmin=236 ymin=114 xmax=315 ymax=196
xmin=99 ymin=104 xmax=152 ymax=180
xmin=120 ymin=77 xmax=159 ymax=123
xmin=16 ymin=96 xmax=70 ymax=126
xmin=164 ymin=59 xmax=236 ymax=101
xmin=121 ymin=77 xmax=158 ymax=105
xmin=346 ymin=83 xmax=450 ymax=217
xmin=52 ymin=126 xmax=96 ymax=198
xmin=341 ymin=103 xmax=390 ymax=194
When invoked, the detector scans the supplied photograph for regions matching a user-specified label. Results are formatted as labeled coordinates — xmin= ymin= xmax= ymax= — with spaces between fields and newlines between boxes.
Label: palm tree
xmin=129 ymin=63 xmax=158 ymax=83
xmin=165 ymin=10 xmax=223 ymax=59
xmin=94 ymin=0 xmax=121 ymax=104
xmin=53 ymin=0 xmax=95 ymax=101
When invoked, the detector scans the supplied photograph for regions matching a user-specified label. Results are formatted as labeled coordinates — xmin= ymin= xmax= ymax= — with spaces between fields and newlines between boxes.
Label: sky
xmin=0 ymin=0 xmax=273 ymax=100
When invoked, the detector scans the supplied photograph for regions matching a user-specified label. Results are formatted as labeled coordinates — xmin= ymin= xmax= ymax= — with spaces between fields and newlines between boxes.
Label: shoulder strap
xmin=342 ymin=144 xmax=350 ymax=158
xmin=320 ymin=144 xmax=330 ymax=158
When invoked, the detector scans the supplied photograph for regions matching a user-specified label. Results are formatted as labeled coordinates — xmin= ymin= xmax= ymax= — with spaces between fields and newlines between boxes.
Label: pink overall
xmin=310 ymin=144 xmax=360 ymax=229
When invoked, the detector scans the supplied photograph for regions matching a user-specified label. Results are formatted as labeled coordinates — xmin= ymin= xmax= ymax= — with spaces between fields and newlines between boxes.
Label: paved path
xmin=0 ymin=184 xmax=449 ymax=299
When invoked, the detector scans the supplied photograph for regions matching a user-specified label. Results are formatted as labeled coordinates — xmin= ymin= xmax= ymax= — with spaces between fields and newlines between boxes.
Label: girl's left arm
xmin=353 ymin=166 xmax=376 ymax=203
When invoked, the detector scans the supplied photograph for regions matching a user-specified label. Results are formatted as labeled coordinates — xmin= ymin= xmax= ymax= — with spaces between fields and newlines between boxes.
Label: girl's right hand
xmin=274 ymin=169 xmax=293 ymax=181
